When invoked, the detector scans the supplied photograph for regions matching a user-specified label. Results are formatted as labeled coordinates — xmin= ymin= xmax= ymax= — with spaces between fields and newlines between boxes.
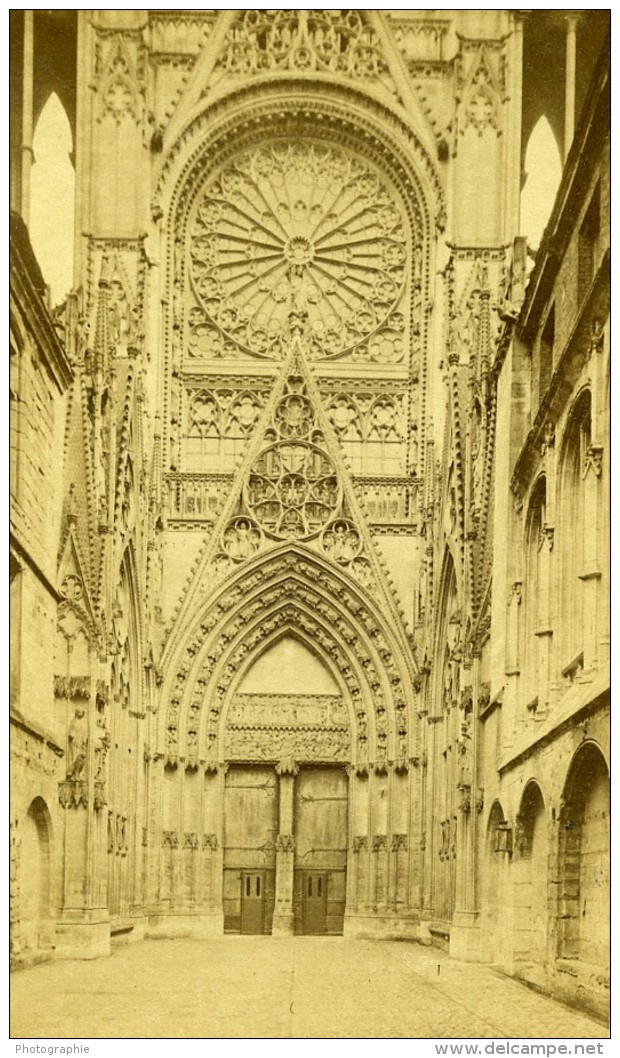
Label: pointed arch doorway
xmin=222 ymin=635 xmax=349 ymax=935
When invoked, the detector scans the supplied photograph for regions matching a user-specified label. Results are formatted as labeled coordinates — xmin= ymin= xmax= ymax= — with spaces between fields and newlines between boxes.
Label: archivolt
xmin=158 ymin=546 xmax=418 ymax=772
xmin=154 ymin=79 xmax=444 ymax=242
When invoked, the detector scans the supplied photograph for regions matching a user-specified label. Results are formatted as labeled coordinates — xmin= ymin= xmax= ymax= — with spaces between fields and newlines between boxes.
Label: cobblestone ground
xmin=10 ymin=937 xmax=609 ymax=1040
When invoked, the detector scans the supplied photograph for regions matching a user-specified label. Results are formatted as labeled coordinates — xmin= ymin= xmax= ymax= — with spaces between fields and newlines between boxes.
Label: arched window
xmin=523 ymin=477 xmax=549 ymax=714
xmin=514 ymin=781 xmax=547 ymax=965
xmin=558 ymin=391 xmax=591 ymax=677
xmin=480 ymin=800 xmax=509 ymax=963
xmin=520 ymin=116 xmax=563 ymax=251
xmin=30 ymin=92 xmax=74 ymax=305
xmin=20 ymin=798 xmax=53 ymax=953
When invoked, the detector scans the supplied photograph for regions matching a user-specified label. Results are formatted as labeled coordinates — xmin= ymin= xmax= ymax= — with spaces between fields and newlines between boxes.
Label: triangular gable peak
xmin=57 ymin=515 xmax=99 ymax=645
xmin=160 ymin=10 xmax=442 ymax=159
xmin=205 ymin=10 xmax=400 ymax=100
xmin=162 ymin=330 xmax=414 ymax=664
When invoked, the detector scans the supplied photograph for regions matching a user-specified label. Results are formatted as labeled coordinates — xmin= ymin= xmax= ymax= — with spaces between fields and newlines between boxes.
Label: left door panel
xmin=223 ymin=766 xmax=277 ymax=933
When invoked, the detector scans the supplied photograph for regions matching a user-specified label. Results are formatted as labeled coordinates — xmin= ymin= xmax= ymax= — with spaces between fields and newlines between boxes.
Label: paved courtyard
xmin=11 ymin=937 xmax=608 ymax=1040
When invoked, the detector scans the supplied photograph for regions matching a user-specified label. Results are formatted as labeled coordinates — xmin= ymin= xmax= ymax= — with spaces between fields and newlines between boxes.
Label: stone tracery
xmin=186 ymin=140 xmax=409 ymax=362
xmin=216 ymin=10 xmax=394 ymax=84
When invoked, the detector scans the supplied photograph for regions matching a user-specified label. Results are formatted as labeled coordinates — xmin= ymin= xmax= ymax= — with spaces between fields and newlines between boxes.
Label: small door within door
xmin=241 ymin=871 xmax=265 ymax=935
xmin=302 ymin=871 xmax=327 ymax=935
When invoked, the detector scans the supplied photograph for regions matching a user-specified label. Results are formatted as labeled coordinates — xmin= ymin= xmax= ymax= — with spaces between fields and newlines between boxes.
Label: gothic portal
xmin=10 ymin=9 xmax=609 ymax=1019
xmin=154 ymin=92 xmax=429 ymax=937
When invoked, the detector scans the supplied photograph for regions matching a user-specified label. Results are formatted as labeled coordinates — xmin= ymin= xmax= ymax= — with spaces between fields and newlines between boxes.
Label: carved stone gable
xmin=208 ymin=10 xmax=399 ymax=98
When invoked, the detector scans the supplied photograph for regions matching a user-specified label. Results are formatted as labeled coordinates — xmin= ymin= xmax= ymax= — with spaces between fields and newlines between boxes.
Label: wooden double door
xmin=223 ymin=765 xmax=347 ymax=935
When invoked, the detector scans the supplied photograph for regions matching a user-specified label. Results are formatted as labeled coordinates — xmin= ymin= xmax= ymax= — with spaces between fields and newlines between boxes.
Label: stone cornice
xmin=498 ymin=678 xmax=609 ymax=776
xmin=10 ymin=708 xmax=64 ymax=756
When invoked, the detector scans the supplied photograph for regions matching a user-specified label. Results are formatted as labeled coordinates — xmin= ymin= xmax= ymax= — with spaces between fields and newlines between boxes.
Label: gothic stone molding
xmin=155 ymin=79 xmax=445 ymax=240
xmin=159 ymin=547 xmax=418 ymax=769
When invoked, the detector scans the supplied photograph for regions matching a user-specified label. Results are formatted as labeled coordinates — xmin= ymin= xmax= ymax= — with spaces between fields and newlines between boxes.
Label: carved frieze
xmin=226 ymin=726 xmax=350 ymax=764
xmin=166 ymin=473 xmax=233 ymax=524
xmin=54 ymin=676 xmax=91 ymax=700
xmin=228 ymin=694 xmax=346 ymax=728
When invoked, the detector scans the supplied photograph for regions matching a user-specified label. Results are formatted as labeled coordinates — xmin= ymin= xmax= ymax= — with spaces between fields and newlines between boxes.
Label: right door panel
xmin=294 ymin=767 xmax=348 ymax=934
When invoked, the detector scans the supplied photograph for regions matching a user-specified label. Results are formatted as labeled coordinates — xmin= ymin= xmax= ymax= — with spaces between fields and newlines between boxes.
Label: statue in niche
xmin=94 ymin=712 xmax=110 ymax=783
xmin=323 ymin=519 xmax=360 ymax=564
xmin=67 ymin=707 xmax=88 ymax=780
xmin=222 ymin=517 xmax=261 ymax=561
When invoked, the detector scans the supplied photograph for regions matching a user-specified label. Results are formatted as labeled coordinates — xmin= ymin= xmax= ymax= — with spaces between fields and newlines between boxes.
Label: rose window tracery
xmin=187 ymin=141 xmax=409 ymax=361
xmin=245 ymin=442 xmax=340 ymax=539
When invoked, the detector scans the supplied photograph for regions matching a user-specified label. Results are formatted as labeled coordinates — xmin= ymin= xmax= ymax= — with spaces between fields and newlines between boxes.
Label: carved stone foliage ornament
xmin=186 ymin=140 xmax=409 ymax=363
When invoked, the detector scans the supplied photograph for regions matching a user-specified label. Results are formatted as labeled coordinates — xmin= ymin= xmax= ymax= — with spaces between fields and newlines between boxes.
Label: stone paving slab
xmin=9 ymin=937 xmax=610 ymax=1040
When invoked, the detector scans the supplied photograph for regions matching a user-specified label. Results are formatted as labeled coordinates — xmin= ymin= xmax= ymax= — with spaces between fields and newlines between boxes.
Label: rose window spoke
xmin=187 ymin=141 xmax=408 ymax=360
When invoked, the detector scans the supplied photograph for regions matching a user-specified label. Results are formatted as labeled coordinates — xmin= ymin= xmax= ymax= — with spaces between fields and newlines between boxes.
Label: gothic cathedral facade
xmin=10 ymin=10 xmax=610 ymax=1018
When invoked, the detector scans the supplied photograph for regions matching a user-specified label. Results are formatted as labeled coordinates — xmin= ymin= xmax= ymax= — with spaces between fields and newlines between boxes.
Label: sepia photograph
xmin=9 ymin=5 xmax=610 ymax=1043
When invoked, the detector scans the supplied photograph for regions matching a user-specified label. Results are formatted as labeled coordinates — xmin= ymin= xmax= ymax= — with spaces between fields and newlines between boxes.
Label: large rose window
xmin=187 ymin=141 xmax=408 ymax=361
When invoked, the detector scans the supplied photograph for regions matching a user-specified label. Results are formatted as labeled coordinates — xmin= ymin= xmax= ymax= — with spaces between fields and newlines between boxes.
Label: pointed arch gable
xmin=162 ymin=541 xmax=417 ymax=685
xmin=158 ymin=544 xmax=418 ymax=772
xmin=432 ymin=547 xmax=462 ymax=693
xmin=112 ymin=541 xmax=145 ymax=717
xmin=515 ymin=779 xmax=547 ymax=854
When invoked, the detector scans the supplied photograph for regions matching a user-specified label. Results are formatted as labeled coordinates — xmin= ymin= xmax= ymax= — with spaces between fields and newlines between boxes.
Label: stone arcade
xmin=10 ymin=9 xmax=609 ymax=1019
